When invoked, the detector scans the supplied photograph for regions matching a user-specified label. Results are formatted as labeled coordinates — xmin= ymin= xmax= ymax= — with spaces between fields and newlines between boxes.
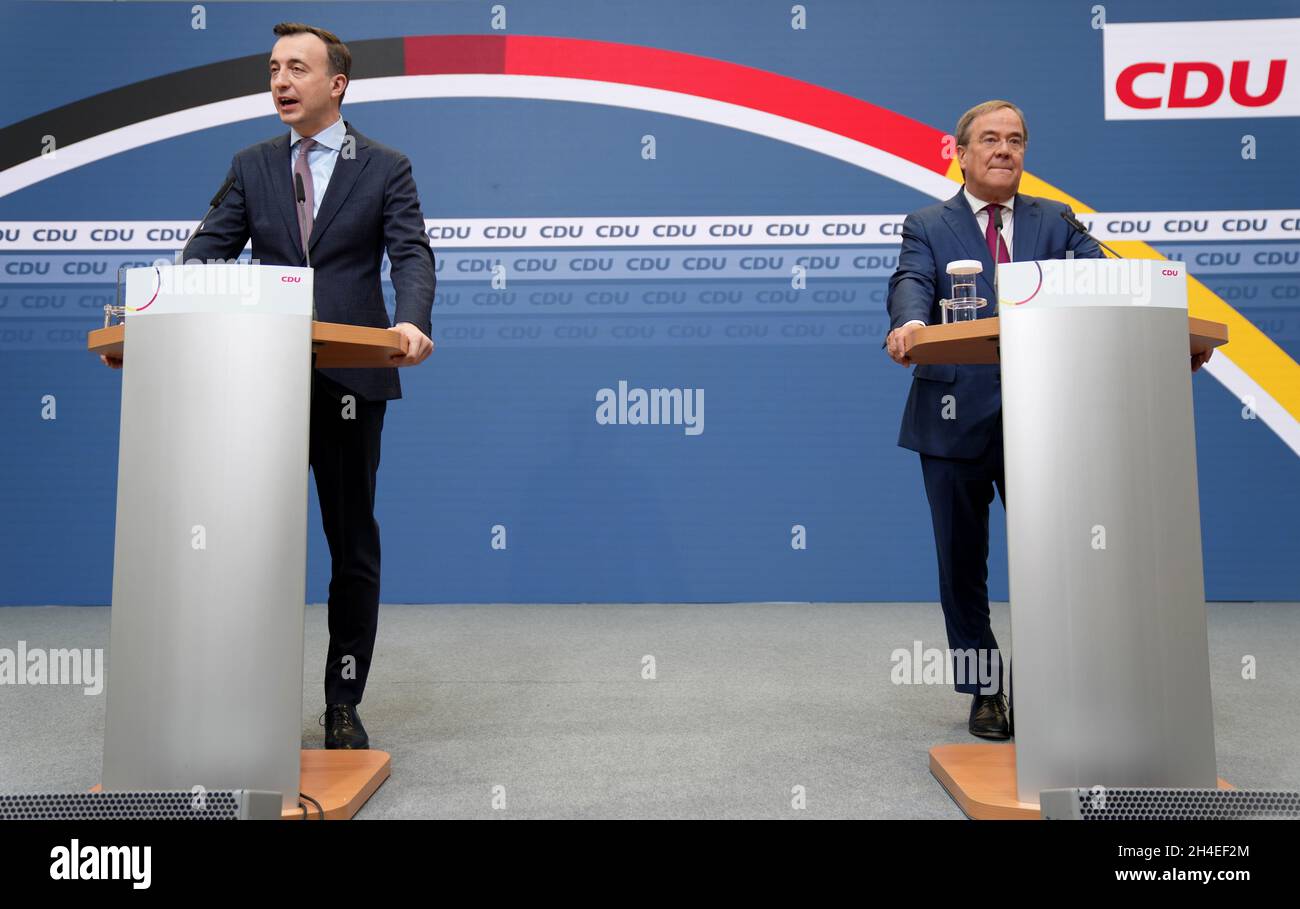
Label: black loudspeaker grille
xmin=1074 ymin=788 xmax=1300 ymax=820
xmin=0 ymin=790 xmax=243 ymax=820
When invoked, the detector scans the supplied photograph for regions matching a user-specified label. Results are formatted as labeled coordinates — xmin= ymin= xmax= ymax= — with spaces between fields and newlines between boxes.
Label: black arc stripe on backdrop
xmin=0 ymin=37 xmax=405 ymax=175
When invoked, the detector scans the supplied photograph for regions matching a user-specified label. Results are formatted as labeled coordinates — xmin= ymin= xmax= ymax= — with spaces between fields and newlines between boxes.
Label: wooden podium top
xmin=903 ymin=315 xmax=1229 ymax=365
xmin=88 ymin=320 xmax=408 ymax=368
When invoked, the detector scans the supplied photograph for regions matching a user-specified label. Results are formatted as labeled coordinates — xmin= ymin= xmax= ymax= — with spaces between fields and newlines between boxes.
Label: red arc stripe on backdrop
xmin=402 ymin=35 xmax=949 ymax=175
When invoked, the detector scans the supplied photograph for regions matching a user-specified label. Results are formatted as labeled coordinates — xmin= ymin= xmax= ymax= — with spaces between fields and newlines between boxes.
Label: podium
xmin=86 ymin=264 xmax=405 ymax=818
xmin=905 ymin=259 xmax=1232 ymax=818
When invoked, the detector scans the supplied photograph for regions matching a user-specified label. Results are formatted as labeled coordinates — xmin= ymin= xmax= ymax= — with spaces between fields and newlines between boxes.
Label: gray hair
xmin=955 ymin=100 xmax=1028 ymax=148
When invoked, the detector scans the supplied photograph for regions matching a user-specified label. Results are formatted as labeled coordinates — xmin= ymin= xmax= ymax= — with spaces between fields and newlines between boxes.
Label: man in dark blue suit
xmin=183 ymin=23 xmax=436 ymax=749
xmin=885 ymin=101 xmax=1101 ymax=739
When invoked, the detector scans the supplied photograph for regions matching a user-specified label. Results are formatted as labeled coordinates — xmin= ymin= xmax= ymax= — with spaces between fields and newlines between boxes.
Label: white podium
xmin=914 ymin=259 xmax=1229 ymax=817
xmin=998 ymin=258 xmax=1218 ymax=803
xmin=101 ymin=263 xmax=313 ymax=813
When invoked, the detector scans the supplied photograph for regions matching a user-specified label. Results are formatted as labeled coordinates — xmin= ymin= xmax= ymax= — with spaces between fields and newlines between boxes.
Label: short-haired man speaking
xmin=883 ymin=101 xmax=1101 ymax=740
xmin=180 ymin=23 xmax=436 ymax=749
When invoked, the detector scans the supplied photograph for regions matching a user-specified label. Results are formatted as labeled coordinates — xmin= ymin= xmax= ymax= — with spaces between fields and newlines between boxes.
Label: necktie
xmin=293 ymin=137 xmax=316 ymax=258
xmin=983 ymin=203 xmax=1009 ymax=264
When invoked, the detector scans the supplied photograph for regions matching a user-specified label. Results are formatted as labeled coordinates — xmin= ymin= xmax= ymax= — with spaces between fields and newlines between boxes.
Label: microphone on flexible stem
xmin=179 ymin=173 xmax=236 ymax=262
xmin=294 ymin=172 xmax=318 ymax=323
xmin=991 ymin=205 xmax=1006 ymax=304
xmin=1060 ymin=210 xmax=1124 ymax=259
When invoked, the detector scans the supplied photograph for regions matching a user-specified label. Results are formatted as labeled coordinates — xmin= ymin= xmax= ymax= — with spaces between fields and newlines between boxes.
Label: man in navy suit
xmin=884 ymin=101 xmax=1101 ymax=739
xmin=181 ymin=23 xmax=436 ymax=749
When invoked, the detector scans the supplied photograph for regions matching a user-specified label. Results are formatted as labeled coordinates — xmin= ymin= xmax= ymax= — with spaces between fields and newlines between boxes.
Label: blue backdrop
xmin=1 ymin=0 xmax=1296 ymax=604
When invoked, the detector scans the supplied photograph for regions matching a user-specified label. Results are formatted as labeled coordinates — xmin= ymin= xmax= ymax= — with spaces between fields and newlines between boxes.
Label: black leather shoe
xmin=321 ymin=704 xmax=369 ymax=750
xmin=968 ymin=692 xmax=1010 ymax=740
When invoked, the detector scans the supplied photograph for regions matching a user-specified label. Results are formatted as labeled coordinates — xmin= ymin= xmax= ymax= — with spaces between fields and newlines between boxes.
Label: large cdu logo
xmin=1103 ymin=18 xmax=1299 ymax=120
xmin=1115 ymin=60 xmax=1286 ymax=111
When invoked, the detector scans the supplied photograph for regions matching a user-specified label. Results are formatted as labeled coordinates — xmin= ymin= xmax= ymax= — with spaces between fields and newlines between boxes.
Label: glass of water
xmin=943 ymin=259 xmax=986 ymax=323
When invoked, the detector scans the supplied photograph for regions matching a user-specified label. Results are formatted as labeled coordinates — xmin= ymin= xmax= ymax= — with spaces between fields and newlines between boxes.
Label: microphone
xmin=179 ymin=173 xmax=237 ymax=262
xmin=294 ymin=172 xmax=317 ymax=322
xmin=992 ymin=205 xmax=1006 ymax=303
xmin=1060 ymin=210 xmax=1123 ymax=259
xmin=207 ymin=173 xmax=237 ymax=209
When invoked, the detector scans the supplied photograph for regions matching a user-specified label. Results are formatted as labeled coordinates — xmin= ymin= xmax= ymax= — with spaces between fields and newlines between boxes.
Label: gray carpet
xmin=1 ymin=602 xmax=1296 ymax=818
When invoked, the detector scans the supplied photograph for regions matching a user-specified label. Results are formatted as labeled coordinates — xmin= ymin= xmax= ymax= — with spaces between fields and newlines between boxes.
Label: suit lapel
xmin=308 ymin=123 xmax=370 ymax=256
xmin=1012 ymin=193 xmax=1042 ymax=265
xmin=267 ymin=134 xmax=304 ymax=262
xmin=940 ymin=189 xmax=996 ymax=300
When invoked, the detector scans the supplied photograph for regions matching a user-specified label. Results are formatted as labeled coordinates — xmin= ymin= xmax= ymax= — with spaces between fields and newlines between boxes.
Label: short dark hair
xmin=272 ymin=22 xmax=351 ymax=102
xmin=955 ymin=100 xmax=1028 ymax=148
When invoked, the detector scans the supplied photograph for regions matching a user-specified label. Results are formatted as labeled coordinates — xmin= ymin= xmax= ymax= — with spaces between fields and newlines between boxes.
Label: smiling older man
xmin=884 ymin=100 xmax=1103 ymax=740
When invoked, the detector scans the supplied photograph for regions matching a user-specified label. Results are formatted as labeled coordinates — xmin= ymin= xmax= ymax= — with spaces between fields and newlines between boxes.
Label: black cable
xmin=299 ymin=791 xmax=325 ymax=820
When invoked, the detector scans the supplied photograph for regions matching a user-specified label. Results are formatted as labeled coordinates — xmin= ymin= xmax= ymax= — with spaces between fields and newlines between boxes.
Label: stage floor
xmin=1 ymin=601 xmax=1295 ymax=819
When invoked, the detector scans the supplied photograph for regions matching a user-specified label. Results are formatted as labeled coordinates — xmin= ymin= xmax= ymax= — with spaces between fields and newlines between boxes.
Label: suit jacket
xmin=185 ymin=121 xmax=436 ymax=401
xmin=886 ymin=188 xmax=1102 ymax=458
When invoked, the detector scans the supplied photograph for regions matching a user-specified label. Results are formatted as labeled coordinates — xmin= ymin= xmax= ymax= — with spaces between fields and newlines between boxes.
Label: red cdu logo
xmin=281 ymin=275 xmax=301 ymax=283
xmin=1103 ymin=18 xmax=1299 ymax=120
xmin=1116 ymin=60 xmax=1286 ymax=110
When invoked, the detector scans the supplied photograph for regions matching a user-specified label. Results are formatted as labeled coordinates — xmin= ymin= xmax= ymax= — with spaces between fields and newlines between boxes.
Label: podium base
xmin=283 ymin=749 xmax=391 ymax=820
xmin=929 ymin=744 xmax=1232 ymax=819
xmin=91 ymin=749 xmax=390 ymax=820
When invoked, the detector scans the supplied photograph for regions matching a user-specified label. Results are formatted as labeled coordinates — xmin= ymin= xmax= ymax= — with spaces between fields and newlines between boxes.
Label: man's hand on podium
xmin=99 ymin=353 xmax=123 ymax=370
xmin=390 ymin=321 xmax=434 ymax=366
xmin=886 ymin=322 xmax=922 ymax=367
xmin=1191 ymin=348 xmax=1213 ymax=373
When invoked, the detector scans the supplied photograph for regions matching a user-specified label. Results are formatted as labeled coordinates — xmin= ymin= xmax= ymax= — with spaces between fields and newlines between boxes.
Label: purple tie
xmin=983 ymin=203 xmax=1009 ymax=264
xmin=293 ymin=137 xmax=316 ymax=258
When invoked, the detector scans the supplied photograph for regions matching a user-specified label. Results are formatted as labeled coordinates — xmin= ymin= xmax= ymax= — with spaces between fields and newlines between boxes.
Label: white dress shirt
xmin=963 ymin=186 xmax=1015 ymax=264
xmin=289 ymin=116 xmax=346 ymax=219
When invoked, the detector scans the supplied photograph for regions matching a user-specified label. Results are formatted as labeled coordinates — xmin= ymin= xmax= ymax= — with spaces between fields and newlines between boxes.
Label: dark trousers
xmin=309 ymin=370 xmax=386 ymax=706
xmin=919 ymin=426 xmax=1007 ymax=696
